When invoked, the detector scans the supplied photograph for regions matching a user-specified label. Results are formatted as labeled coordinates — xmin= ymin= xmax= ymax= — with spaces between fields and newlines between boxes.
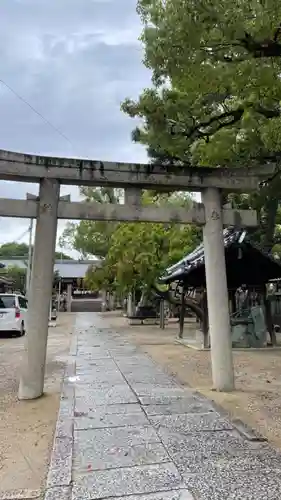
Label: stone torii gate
xmin=0 ymin=149 xmax=274 ymax=398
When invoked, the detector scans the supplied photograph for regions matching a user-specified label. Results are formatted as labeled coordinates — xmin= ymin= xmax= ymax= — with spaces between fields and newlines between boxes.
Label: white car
xmin=0 ymin=293 xmax=27 ymax=337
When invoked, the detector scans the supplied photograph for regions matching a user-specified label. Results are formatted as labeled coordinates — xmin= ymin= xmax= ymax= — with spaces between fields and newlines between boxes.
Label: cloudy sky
xmin=0 ymin=0 xmax=151 ymax=255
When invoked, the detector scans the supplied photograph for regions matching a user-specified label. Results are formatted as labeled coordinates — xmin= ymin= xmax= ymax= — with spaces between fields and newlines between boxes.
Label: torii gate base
xmin=0 ymin=149 xmax=271 ymax=398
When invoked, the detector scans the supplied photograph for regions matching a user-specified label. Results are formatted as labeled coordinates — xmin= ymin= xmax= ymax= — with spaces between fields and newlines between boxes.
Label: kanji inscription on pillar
xmin=211 ymin=210 xmax=220 ymax=220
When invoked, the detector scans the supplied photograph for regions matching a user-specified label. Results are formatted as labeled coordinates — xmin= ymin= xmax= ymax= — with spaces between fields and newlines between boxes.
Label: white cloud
xmin=0 ymin=0 xmax=152 ymax=250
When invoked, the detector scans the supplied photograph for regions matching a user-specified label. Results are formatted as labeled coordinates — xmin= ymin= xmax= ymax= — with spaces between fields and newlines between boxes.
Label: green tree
xmin=54 ymin=251 xmax=72 ymax=260
xmin=0 ymin=242 xmax=72 ymax=260
xmin=1 ymin=266 xmax=26 ymax=292
xmin=0 ymin=265 xmax=60 ymax=293
xmin=121 ymin=0 xmax=281 ymax=251
xmin=59 ymin=187 xmax=122 ymax=258
xmin=85 ymin=193 xmax=201 ymax=294
xmin=0 ymin=242 xmax=30 ymax=257
xmin=86 ymin=222 xmax=200 ymax=294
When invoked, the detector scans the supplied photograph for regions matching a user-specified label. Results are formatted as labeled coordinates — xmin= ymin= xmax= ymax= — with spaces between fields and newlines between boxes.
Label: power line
xmin=0 ymin=79 xmax=73 ymax=148
xmin=17 ymin=228 xmax=30 ymax=242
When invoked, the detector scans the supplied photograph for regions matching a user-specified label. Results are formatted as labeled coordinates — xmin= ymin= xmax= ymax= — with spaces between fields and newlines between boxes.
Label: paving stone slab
xmin=58 ymin=396 xmax=74 ymax=419
xmin=127 ymin=375 xmax=179 ymax=386
xmin=61 ymin=382 xmax=75 ymax=401
xmin=158 ymin=428 xmax=279 ymax=474
xmin=74 ymin=381 xmax=123 ymax=393
xmin=71 ymin=374 xmax=124 ymax=385
xmin=131 ymin=382 xmax=184 ymax=395
xmin=75 ymin=359 xmax=117 ymax=370
xmin=65 ymin=359 xmax=76 ymax=378
xmin=54 ymin=418 xmax=73 ymax=439
xmin=143 ymin=399 xmax=214 ymax=416
xmin=76 ymin=347 xmax=109 ymax=352
xmin=74 ymin=371 xmax=123 ymax=384
xmin=73 ymin=438 xmax=169 ymax=472
xmin=72 ymin=462 xmax=184 ymax=500
xmin=159 ymin=428 xmax=265 ymax=453
xmin=75 ymin=368 xmax=121 ymax=379
xmin=124 ymin=369 xmax=178 ymax=381
xmin=46 ymin=437 xmax=72 ymax=488
xmin=138 ymin=391 xmax=198 ymax=406
xmin=73 ymin=425 xmax=161 ymax=462
xmin=75 ymin=365 xmax=117 ymax=373
xmin=205 ymin=451 xmax=281 ymax=474
xmin=74 ymin=411 xmax=149 ymax=430
xmin=44 ymin=487 xmax=71 ymax=500
xmin=96 ymin=491 xmax=194 ymax=500
xmin=74 ymin=402 xmax=144 ymax=418
xmin=108 ymin=348 xmax=139 ymax=356
xmin=76 ymin=352 xmax=111 ymax=360
xmin=135 ymin=386 xmax=192 ymax=397
xmin=150 ymin=413 xmax=233 ymax=434
xmin=140 ymin=394 xmax=200 ymax=406
xmin=0 ymin=490 xmax=42 ymax=499
xmin=183 ymin=470 xmax=281 ymax=500
xmin=109 ymin=351 xmax=136 ymax=356
xmin=74 ymin=383 xmax=132 ymax=398
xmin=75 ymin=385 xmax=138 ymax=406
xmin=115 ymin=356 xmax=157 ymax=367
xmin=116 ymin=363 xmax=158 ymax=371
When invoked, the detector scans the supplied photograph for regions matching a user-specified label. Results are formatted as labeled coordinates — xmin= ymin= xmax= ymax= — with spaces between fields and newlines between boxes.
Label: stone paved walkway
xmin=45 ymin=314 xmax=281 ymax=500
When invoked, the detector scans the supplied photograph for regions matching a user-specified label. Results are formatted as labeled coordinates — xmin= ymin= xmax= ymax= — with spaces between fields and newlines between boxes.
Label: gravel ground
xmin=0 ymin=313 xmax=74 ymax=497
xmin=100 ymin=311 xmax=281 ymax=450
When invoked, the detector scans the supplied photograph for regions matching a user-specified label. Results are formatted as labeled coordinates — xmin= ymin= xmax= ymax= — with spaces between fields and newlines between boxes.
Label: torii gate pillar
xmin=202 ymin=187 xmax=234 ymax=391
xmin=18 ymin=179 xmax=60 ymax=400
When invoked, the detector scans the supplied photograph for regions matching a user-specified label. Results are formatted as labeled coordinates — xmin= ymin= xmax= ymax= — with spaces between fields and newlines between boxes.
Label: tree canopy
xmin=0 ymin=243 xmax=30 ymax=258
xmin=121 ymin=0 xmax=281 ymax=251
xmin=0 ymin=265 xmax=26 ymax=292
xmin=85 ymin=221 xmax=201 ymax=293
xmin=83 ymin=191 xmax=201 ymax=293
xmin=60 ymin=187 xmax=201 ymax=293
xmin=0 ymin=265 xmax=61 ymax=293
xmin=59 ymin=187 xmax=122 ymax=258
xmin=0 ymin=242 xmax=72 ymax=260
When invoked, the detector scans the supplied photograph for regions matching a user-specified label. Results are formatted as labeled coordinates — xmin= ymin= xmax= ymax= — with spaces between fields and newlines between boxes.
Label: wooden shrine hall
xmin=159 ymin=228 xmax=281 ymax=348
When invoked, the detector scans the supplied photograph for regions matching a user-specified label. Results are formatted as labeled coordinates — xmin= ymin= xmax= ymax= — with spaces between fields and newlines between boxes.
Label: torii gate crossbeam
xmin=0 ymin=197 xmax=257 ymax=226
xmin=0 ymin=149 xmax=274 ymax=398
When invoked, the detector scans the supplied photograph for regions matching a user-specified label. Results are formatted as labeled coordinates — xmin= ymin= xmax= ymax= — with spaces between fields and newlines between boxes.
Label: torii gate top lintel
xmin=0 ymin=148 xmax=275 ymax=192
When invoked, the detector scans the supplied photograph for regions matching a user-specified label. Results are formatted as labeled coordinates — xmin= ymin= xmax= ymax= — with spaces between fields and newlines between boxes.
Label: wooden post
xmin=159 ymin=299 xmax=165 ymax=329
xmin=202 ymin=289 xmax=209 ymax=348
xmin=263 ymin=283 xmax=276 ymax=345
xmin=179 ymin=287 xmax=185 ymax=339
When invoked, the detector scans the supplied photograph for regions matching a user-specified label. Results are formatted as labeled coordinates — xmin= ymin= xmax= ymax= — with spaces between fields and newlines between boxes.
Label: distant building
xmin=0 ymin=258 xmax=101 ymax=293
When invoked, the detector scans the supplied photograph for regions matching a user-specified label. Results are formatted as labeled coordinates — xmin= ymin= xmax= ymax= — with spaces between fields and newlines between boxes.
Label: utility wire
xmin=0 ymin=79 xmax=73 ymax=148
xmin=17 ymin=228 xmax=30 ymax=242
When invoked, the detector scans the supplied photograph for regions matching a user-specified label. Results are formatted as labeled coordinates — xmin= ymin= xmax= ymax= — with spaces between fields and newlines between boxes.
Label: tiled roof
xmin=160 ymin=228 xmax=281 ymax=284
xmin=0 ymin=275 xmax=14 ymax=285
xmin=0 ymin=259 xmax=101 ymax=279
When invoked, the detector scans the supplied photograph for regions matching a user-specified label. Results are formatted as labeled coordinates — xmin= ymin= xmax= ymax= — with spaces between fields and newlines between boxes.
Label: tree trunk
xmin=136 ymin=285 xmax=151 ymax=311
xmin=263 ymin=198 xmax=278 ymax=252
